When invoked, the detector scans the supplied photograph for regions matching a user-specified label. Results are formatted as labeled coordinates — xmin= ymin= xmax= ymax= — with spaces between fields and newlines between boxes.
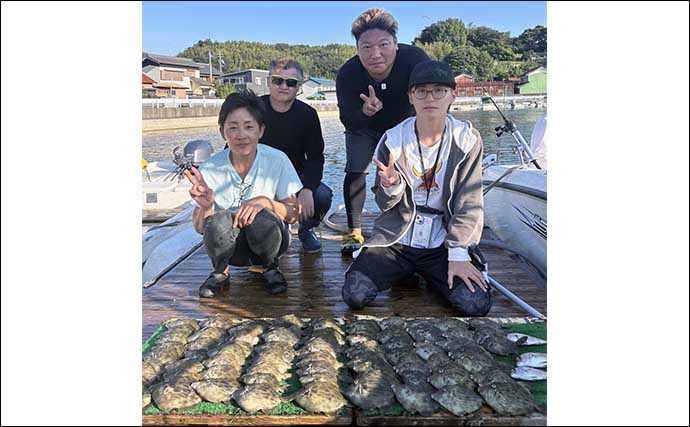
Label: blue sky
xmin=143 ymin=1 xmax=546 ymax=55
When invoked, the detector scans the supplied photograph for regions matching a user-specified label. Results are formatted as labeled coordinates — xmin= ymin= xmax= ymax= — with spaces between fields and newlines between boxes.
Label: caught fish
xmin=516 ymin=352 xmax=547 ymax=368
xmin=511 ymin=367 xmax=547 ymax=381
xmin=506 ymin=333 xmax=546 ymax=346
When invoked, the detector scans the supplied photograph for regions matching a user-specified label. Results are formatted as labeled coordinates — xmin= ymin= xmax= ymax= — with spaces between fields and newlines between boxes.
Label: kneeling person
xmin=342 ymin=60 xmax=492 ymax=316
xmin=185 ymin=91 xmax=302 ymax=298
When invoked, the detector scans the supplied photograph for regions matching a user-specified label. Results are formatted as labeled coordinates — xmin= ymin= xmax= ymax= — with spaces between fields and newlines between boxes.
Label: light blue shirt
xmin=194 ymin=144 xmax=302 ymax=211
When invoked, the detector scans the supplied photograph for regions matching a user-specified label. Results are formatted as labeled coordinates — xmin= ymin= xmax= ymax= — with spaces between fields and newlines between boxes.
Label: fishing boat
xmin=481 ymin=105 xmax=547 ymax=280
xmin=142 ymin=140 xmax=213 ymax=222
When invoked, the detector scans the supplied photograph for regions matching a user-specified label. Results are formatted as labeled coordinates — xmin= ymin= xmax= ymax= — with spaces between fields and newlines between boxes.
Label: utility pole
xmin=208 ymin=50 xmax=213 ymax=81
xmin=218 ymin=49 xmax=223 ymax=75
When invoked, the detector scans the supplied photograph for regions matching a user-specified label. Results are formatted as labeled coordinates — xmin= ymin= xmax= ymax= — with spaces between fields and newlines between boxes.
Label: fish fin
xmin=517 ymin=336 xmax=529 ymax=345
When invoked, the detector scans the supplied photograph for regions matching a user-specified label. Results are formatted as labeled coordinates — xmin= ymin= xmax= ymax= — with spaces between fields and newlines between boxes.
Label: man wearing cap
xmin=341 ymin=60 xmax=492 ymax=317
xmin=336 ymin=8 xmax=429 ymax=255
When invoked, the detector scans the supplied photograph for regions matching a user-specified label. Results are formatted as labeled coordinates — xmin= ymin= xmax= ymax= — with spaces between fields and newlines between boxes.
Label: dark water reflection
xmin=142 ymin=109 xmax=545 ymax=211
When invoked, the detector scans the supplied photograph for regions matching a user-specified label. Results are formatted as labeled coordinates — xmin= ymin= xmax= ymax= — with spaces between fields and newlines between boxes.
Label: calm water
xmin=142 ymin=109 xmax=545 ymax=211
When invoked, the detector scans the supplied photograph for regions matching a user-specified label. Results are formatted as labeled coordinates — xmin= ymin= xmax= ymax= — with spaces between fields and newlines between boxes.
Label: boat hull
xmin=483 ymin=166 xmax=547 ymax=276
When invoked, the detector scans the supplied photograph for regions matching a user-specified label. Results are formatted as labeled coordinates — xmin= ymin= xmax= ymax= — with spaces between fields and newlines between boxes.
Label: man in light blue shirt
xmin=185 ymin=91 xmax=302 ymax=297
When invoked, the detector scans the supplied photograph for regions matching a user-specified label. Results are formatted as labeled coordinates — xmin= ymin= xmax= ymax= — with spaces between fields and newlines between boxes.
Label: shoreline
xmin=142 ymin=103 xmax=544 ymax=133
xmin=142 ymin=109 xmax=341 ymax=133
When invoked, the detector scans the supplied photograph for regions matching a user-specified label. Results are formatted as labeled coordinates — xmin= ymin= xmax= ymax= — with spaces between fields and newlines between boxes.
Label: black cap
xmin=408 ymin=60 xmax=455 ymax=89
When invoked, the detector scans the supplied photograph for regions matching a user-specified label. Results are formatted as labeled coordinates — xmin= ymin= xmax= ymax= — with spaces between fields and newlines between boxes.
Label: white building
xmin=299 ymin=77 xmax=337 ymax=101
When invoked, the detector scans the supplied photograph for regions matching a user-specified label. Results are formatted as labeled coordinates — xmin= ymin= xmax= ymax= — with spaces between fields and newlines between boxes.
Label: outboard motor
xmin=183 ymin=139 xmax=214 ymax=168
xmin=166 ymin=140 xmax=214 ymax=181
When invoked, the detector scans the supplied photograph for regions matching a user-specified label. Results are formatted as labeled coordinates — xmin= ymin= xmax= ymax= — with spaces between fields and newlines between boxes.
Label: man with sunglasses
xmin=341 ymin=60 xmax=492 ymax=317
xmin=226 ymin=58 xmax=332 ymax=253
xmin=336 ymin=8 xmax=429 ymax=256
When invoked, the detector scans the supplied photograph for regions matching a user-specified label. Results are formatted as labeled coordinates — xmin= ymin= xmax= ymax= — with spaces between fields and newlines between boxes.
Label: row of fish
xmin=143 ymin=316 xmax=546 ymax=416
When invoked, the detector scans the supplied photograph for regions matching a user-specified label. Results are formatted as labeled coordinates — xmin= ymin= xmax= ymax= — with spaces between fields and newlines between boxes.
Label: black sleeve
xmin=301 ymin=108 xmax=325 ymax=192
xmin=410 ymin=45 xmax=431 ymax=63
xmin=336 ymin=67 xmax=371 ymax=131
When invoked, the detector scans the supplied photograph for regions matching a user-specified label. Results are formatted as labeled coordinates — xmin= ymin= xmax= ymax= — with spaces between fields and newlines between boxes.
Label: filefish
xmin=506 ymin=333 xmax=547 ymax=346
xmin=511 ymin=366 xmax=547 ymax=381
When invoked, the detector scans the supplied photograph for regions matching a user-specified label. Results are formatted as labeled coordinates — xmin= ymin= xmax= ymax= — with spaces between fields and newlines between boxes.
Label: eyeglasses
xmin=270 ymin=76 xmax=300 ymax=88
xmin=411 ymin=87 xmax=451 ymax=100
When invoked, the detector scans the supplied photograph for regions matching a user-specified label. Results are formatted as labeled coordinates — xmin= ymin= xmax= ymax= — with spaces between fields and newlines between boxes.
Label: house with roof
xmin=190 ymin=78 xmax=216 ymax=98
xmin=300 ymin=77 xmax=337 ymax=101
xmin=454 ymin=73 xmax=515 ymax=97
xmin=142 ymin=52 xmax=201 ymax=98
xmin=194 ymin=62 xmax=221 ymax=82
xmin=514 ymin=66 xmax=546 ymax=95
xmin=218 ymin=69 xmax=269 ymax=95
xmin=142 ymin=73 xmax=157 ymax=97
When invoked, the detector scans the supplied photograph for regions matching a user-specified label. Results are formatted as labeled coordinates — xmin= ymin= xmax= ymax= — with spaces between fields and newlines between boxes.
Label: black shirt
xmin=336 ymin=43 xmax=430 ymax=133
xmin=258 ymin=95 xmax=325 ymax=192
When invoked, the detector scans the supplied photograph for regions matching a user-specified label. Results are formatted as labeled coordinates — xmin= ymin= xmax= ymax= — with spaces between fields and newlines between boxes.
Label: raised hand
xmin=184 ymin=167 xmax=214 ymax=210
xmin=448 ymin=261 xmax=488 ymax=292
xmin=372 ymin=152 xmax=400 ymax=187
xmin=359 ymin=85 xmax=383 ymax=117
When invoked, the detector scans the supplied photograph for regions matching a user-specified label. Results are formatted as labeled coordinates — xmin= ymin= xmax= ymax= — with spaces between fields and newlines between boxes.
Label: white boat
xmin=482 ymin=161 xmax=547 ymax=277
xmin=142 ymin=206 xmax=200 ymax=287
xmin=481 ymin=114 xmax=547 ymax=280
xmin=142 ymin=140 xmax=215 ymax=287
xmin=142 ymin=140 xmax=213 ymax=222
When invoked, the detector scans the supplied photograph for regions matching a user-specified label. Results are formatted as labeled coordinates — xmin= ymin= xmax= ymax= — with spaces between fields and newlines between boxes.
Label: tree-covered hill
xmin=171 ymin=20 xmax=546 ymax=81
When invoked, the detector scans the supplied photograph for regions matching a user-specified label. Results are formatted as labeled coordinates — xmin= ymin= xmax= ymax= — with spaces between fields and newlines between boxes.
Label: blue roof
xmin=308 ymin=77 xmax=336 ymax=86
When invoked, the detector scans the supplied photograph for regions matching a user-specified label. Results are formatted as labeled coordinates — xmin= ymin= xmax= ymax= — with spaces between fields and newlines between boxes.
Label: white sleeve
xmin=447 ymin=247 xmax=471 ymax=262
xmin=381 ymin=173 xmax=404 ymax=197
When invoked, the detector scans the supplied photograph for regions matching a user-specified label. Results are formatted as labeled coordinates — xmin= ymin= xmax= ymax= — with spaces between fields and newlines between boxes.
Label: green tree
xmin=467 ymin=25 xmax=516 ymax=61
xmin=414 ymin=41 xmax=454 ymax=62
xmin=475 ymin=51 xmax=496 ymax=81
xmin=414 ymin=18 xmax=467 ymax=47
xmin=515 ymin=25 xmax=547 ymax=54
xmin=445 ymin=45 xmax=480 ymax=77
xmin=214 ymin=82 xmax=236 ymax=98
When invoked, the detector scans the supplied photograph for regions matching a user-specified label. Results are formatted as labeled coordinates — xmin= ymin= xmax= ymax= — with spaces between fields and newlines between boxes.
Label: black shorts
xmin=344 ymin=129 xmax=385 ymax=173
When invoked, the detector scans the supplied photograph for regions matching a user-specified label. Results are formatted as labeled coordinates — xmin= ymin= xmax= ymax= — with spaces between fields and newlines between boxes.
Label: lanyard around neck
xmin=414 ymin=123 xmax=446 ymax=208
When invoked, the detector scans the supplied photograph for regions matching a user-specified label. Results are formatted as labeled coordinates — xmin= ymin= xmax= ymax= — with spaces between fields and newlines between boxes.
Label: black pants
xmin=203 ymin=209 xmax=289 ymax=274
xmin=348 ymin=244 xmax=493 ymax=316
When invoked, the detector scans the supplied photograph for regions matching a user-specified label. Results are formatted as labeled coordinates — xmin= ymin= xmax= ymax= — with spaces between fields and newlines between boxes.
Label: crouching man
xmin=342 ymin=60 xmax=492 ymax=316
xmin=185 ymin=90 xmax=302 ymax=298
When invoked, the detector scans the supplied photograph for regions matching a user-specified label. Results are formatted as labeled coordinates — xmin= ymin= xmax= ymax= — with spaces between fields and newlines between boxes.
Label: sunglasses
xmin=270 ymin=76 xmax=300 ymax=88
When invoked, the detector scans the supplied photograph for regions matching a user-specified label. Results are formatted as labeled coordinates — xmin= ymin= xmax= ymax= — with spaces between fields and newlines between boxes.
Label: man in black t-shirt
xmin=224 ymin=59 xmax=332 ymax=253
xmin=336 ymin=8 xmax=429 ymax=256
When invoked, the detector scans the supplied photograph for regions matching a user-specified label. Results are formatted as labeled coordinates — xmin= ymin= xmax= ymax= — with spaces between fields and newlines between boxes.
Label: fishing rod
xmin=477 ymin=83 xmax=542 ymax=170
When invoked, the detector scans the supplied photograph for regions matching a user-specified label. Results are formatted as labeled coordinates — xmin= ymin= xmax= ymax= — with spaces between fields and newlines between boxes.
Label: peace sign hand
xmin=372 ymin=152 xmax=400 ymax=188
xmin=360 ymin=85 xmax=383 ymax=117
xmin=184 ymin=166 xmax=214 ymax=210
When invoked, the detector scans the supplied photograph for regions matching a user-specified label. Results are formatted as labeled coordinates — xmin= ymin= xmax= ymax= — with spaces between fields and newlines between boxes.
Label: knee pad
xmin=342 ymin=271 xmax=378 ymax=310
xmin=449 ymin=279 xmax=493 ymax=317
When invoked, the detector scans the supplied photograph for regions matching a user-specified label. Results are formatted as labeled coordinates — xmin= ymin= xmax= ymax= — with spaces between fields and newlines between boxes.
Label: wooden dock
xmin=143 ymin=212 xmax=546 ymax=341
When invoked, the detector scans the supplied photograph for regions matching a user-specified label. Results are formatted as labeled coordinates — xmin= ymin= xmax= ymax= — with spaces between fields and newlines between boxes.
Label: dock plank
xmin=143 ymin=213 xmax=546 ymax=341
